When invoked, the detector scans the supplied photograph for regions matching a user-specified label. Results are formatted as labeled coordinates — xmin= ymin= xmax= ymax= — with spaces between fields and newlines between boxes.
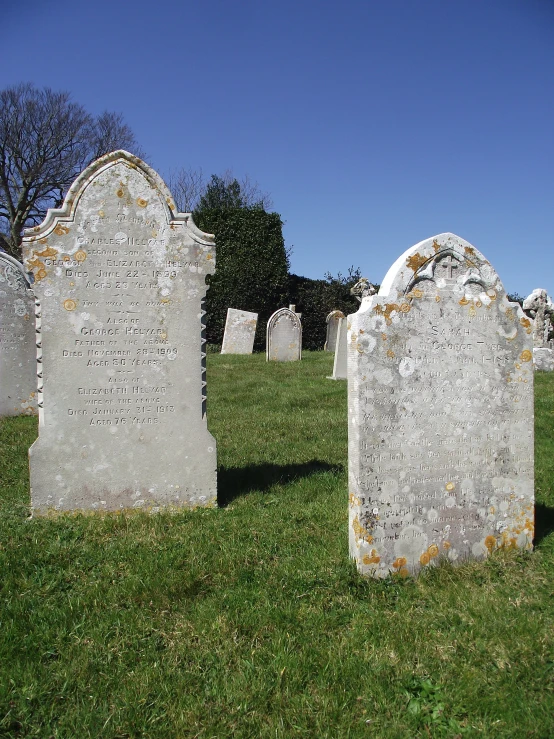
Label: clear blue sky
xmin=3 ymin=0 xmax=553 ymax=298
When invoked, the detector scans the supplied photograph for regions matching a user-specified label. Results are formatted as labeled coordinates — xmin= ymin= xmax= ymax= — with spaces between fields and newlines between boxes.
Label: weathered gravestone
xmin=327 ymin=317 xmax=347 ymax=380
xmin=221 ymin=308 xmax=257 ymax=354
xmin=324 ymin=310 xmax=345 ymax=352
xmin=348 ymin=233 xmax=534 ymax=577
xmin=522 ymin=288 xmax=554 ymax=371
xmin=22 ymin=150 xmax=217 ymax=514
xmin=0 ymin=253 xmax=38 ymax=416
xmin=266 ymin=307 xmax=302 ymax=361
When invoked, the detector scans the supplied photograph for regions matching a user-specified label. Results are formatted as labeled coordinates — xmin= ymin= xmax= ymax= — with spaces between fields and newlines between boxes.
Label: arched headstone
xmin=221 ymin=308 xmax=257 ymax=354
xmin=0 ymin=253 xmax=37 ymax=416
xmin=324 ymin=310 xmax=345 ymax=352
xmin=348 ymin=233 xmax=534 ymax=577
xmin=266 ymin=307 xmax=302 ymax=361
xmin=22 ymin=151 xmax=217 ymax=514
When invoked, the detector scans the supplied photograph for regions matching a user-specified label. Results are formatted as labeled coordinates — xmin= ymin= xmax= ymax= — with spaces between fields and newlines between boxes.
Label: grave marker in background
xmin=327 ymin=317 xmax=347 ymax=380
xmin=221 ymin=308 xmax=257 ymax=354
xmin=266 ymin=307 xmax=302 ymax=361
xmin=325 ymin=310 xmax=345 ymax=352
xmin=348 ymin=233 xmax=534 ymax=577
xmin=22 ymin=150 xmax=217 ymax=514
xmin=0 ymin=253 xmax=37 ymax=416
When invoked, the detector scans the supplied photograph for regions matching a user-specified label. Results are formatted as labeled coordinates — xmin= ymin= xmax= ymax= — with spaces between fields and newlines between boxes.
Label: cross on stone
xmin=440 ymin=254 xmax=459 ymax=279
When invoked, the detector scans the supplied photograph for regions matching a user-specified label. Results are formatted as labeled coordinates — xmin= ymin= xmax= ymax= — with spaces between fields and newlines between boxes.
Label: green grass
xmin=0 ymin=353 xmax=553 ymax=738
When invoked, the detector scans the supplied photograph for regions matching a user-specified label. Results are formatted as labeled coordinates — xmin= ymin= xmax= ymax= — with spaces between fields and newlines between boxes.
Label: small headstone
xmin=327 ymin=317 xmax=347 ymax=380
xmin=22 ymin=150 xmax=217 ymax=514
xmin=348 ymin=233 xmax=534 ymax=577
xmin=324 ymin=310 xmax=345 ymax=352
xmin=266 ymin=307 xmax=302 ymax=361
xmin=522 ymin=288 xmax=554 ymax=371
xmin=0 ymin=253 xmax=37 ymax=416
xmin=221 ymin=308 xmax=257 ymax=354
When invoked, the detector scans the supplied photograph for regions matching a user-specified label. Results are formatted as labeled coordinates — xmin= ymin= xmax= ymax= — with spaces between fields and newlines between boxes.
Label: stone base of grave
xmin=533 ymin=347 xmax=554 ymax=371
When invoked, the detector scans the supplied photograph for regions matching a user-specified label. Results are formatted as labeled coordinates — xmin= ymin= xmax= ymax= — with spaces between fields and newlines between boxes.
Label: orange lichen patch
xmin=445 ymin=481 xmax=455 ymax=491
xmin=386 ymin=349 xmax=395 ymax=358
xmin=464 ymin=246 xmax=476 ymax=256
xmin=23 ymin=314 xmax=30 ymax=320
xmin=398 ymin=568 xmax=409 ymax=578
xmin=505 ymin=308 xmax=515 ymax=321
xmin=459 ymin=297 xmax=469 ymax=306
xmin=469 ymin=305 xmax=476 ymax=317
xmin=381 ymin=304 xmax=400 ymax=325
xmin=432 ymin=240 xmax=441 ymax=252
xmin=63 ymin=255 xmax=70 ymax=261
xmin=476 ymin=300 xmax=482 ymax=308
xmin=435 ymin=295 xmax=441 ymax=303
xmin=373 ymin=304 xmax=384 ymax=315
xmin=36 ymin=246 xmax=57 ymax=258
xmin=406 ymin=252 xmax=428 ymax=272
xmin=116 ymin=188 xmax=124 ymax=198
xmin=524 ymin=519 xmax=534 ymax=532
xmin=63 ymin=299 xmax=77 ymax=311
xmin=485 ymin=535 xmax=497 ymax=553
xmin=352 ymin=515 xmax=371 ymax=543
xmin=443 ymin=541 xmax=451 ymax=550
xmin=399 ymin=302 xmax=411 ymax=313
xmin=54 ymin=224 xmax=69 ymax=236
xmin=490 ymin=506 xmax=496 ymax=514
xmin=74 ymin=250 xmax=87 ymax=263
xmin=515 ymin=363 xmax=521 ymax=370
xmin=412 ymin=288 xmax=423 ymax=299
xmin=487 ymin=289 xmax=497 ymax=300
xmin=206 ymin=253 xmax=213 ymax=260
xmin=38 ymin=238 xmax=47 ymax=244
xmin=362 ymin=552 xmax=381 ymax=565
xmin=520 ymin=350 xmax=532 ymax=363
xmin=99 ymin=210 xmax=105 ymax=217
xmin=427 ymin=544 xmax=439 ymax=558
xmin=27 ymin=256 xmax=44 ymax=271
xmin=519 ymin=316 xmax=531 ymax=329
xmin=136 ymin=197 xmax=148 ymax=208
xmin=381 ymin=333 xmax=387 ymax=341
xmin=36 ymin=269 xmax=47 ymax=281
xmin=392 ymin=557 xmax=407 ymax=569
xmin=420 ymin=552 xmax=431 ymax=566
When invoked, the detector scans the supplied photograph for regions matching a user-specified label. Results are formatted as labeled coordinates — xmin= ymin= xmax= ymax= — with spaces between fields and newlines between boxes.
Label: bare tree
xmin=0 ymin=83 xmax=144 ymax=260
xmin=168 ymin=166 xmax=273 ymax=213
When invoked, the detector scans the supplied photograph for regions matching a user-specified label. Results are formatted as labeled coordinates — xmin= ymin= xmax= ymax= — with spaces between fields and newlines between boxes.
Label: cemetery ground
xmin=0 ymin=353 xmax=553 ymax=739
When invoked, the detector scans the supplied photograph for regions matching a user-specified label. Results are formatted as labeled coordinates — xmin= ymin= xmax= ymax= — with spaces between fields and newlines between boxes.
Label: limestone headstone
xmin=221 ymin=308 xmax=257 ymax=354
xmin=327 ymin=317 xmax=347 ymax=380
xmin=266 ymin=307 xmax=302 ymax=361
xmin=522 ymin=288 xmax=554 ymax=371
xmin=22 ymin=150 xmax=217 ymax=514
xmin=0 ymin=253 xmax=37 ymax=416
xmin=324 ymin=310 xmax=345 ymax=352
xmin=348 ymin=233 xmax=534 ymax=577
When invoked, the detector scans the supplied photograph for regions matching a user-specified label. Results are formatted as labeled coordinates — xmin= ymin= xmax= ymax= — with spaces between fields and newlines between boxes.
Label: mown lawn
xmin=0 ymin=352 xmax=553 ymax=738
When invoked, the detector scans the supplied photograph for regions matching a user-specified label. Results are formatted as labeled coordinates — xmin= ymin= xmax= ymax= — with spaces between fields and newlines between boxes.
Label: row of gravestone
xmin=0 ymin=151 xmax=536 ymax=577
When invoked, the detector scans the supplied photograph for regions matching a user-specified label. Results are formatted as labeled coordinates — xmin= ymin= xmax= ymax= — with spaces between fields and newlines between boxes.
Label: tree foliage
xmin=169 ymin=168 xmax=273 ymax=213
xmin=194 ymin=177 xmax=289 ymax=349
xmin=0 ymin=83 xmax=143 ymax=260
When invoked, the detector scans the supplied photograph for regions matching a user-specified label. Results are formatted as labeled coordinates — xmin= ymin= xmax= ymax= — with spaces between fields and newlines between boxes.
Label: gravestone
xmin=22 ymin=150 xmax=217 ymax=514
xmin=324 ymin=310 xmax=345 ymax=352
xmin=221 ymin=308 xmax=257 ymax=354
xmin=348 ymin=233 xmax=534 ymax=577
xmin=266 ymin=307 xmax=302 ymax=361
xmin=0 ymin=253 xmax=37 ymax=416
xmin=522 ymin=288 xmax=554 ymax=371
xmin=327 ymin=317 xmax=347 ymax=380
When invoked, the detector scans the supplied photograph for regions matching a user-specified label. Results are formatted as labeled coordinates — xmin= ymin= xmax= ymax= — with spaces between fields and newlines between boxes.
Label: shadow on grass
xmin=217 ymin=459 xmax=343 ymax=507
xmin=535 ymin=503 xmax=554 ymax=546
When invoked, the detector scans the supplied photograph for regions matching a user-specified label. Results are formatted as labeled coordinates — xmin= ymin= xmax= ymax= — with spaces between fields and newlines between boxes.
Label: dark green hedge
xmin=194 ymin=208 xmax=289 ymax=350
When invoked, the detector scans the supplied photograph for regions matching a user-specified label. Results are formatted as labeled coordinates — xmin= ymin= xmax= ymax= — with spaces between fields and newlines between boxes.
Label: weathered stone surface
xmin=522 ymin=288 xmax=553 ymax=348
xmin=348 ymin=233 xmax=534 ymax=577
xmin=266 ymin=307 xmax=301 ymax=361
xmin=327 ymin=317 xmax=347 ymax=380
xmin=325 ymin=310 xmax=345 ymax=352
xmin=533 ymin=348 xmax=554 ymax=371
xmin=0 ymin=253 xmax=37 ymax=416
xmin=221 ymin=308 xmax=257 ymax=354
xmin=22 ymin=151 xmax=217 ymax=514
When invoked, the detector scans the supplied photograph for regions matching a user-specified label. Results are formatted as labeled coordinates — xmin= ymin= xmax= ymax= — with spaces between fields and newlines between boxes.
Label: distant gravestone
xmin=324 ymin=310 xmax=345 ymax=352
xmin=522 ymin=288 xmax=554 ymax=371
xmin=221 ymin=308 xmax=257 ymax=354
xmin=0 ymin=253 xmax=37 ymax=416
xmin=22 ymin=150 xmax=217 ymax=514
xmin=348 ymin=233 xmax=534 ymax=577
xmin=266 ymin=307 xmax=302 ymax=361
xmin=327 ymin=317 xmax=347 ymax=380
